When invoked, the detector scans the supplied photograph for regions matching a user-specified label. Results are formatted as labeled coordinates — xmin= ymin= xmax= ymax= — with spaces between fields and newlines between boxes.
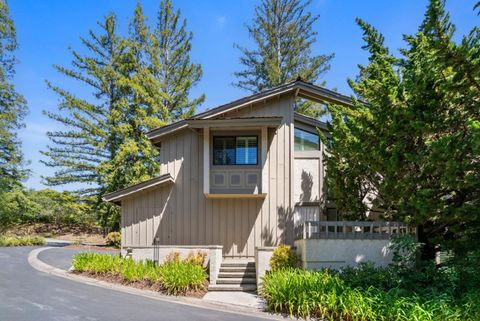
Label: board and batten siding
xmin=121 ymin=96 xmax=296 ymax=258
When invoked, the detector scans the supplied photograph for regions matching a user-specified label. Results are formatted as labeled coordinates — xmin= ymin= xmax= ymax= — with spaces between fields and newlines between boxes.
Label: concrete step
xmin=208 ymin=284 xmax=257 ymax=292
xmin=218 ymin=272 xmax=256 ymax=279
xmin=219 ymin=267 xmax=256 ymax=273
xmin=220 ymin=261 xmax=255 ymax=268
xmin=216 ymin=278 xmax=257 ymax=285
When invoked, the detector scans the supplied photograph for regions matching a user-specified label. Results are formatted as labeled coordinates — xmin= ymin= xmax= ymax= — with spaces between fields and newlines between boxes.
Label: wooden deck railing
xmin=296 ymin=221 xmax=416 ymax=240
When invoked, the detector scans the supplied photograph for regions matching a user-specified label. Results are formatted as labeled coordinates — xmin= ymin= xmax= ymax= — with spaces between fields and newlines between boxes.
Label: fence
xmin=296 ymin=221 xmax=416 ymax=240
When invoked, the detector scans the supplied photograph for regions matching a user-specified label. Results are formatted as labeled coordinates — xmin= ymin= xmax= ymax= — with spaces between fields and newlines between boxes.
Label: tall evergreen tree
xmin=42 ymin=15 xmax=125 ymax=196
xmin=151 ymin=0 xmax=204 ymax=120
xmin=42 ymin=2 xmax=204 ymax=228
xmin=0 ymin=0 xmax=27 ymax=192
xmin=324 ymin=0 xmax=480 ymax=262
xmin=234 ymin=0 xmax=333 ymax=117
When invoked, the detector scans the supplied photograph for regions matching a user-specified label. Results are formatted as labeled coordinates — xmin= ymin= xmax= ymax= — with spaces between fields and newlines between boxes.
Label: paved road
xmin=0 ymin=247 xmax=269 ymax=321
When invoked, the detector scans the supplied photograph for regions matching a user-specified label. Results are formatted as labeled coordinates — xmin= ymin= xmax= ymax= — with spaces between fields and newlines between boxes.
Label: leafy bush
xmin=72 ymin=252 xmax=207 ymax=295
xmin=0 ymin=235 xmax=45 ymax=247
xmin=261 ymin=268 xmax=479 ymax=320
xmin=105 ymin=232 xmax=121 ymax=248
xmin=269 ymin=244 xmax=297 ymax=271
xmin=184 ymin=250 xmax=207 ymax=266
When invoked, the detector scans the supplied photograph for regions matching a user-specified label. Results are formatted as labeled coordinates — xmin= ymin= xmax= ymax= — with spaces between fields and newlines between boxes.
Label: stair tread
xmin=218 ymin=273 xmax=256 ymax=278
xmin=208 ymin=284 xmax=257 ymax=292
xmin=216 ymin=278 xmax=257 ymax=284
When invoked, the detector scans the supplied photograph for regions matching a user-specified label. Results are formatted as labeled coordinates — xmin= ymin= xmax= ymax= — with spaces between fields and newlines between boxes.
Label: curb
xmin=28 ymin=247 xmax=285 ymax=320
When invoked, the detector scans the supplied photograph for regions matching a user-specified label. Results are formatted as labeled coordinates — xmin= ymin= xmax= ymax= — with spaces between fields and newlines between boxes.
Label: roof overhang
xmin=103 ymin=173 xmax=174 ymax=205
xmin=293 ymin=112 xmax=328 ymax=131
xmin=146 ymin=80 xmax=354 ymax=143
xmin=187 ymin=116 xmax=283 ymax=129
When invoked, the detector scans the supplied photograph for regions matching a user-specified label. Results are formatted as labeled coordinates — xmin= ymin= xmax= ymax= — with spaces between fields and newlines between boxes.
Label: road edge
xmin=28 ymin=247 xmax=285 ymax=321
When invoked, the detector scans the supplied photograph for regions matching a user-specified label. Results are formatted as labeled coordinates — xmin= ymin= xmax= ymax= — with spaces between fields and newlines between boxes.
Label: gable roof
xmin=146 ymin=79 xmax=352 ymax=142
xmin=102 ymin=173 xmax=174 ymax=205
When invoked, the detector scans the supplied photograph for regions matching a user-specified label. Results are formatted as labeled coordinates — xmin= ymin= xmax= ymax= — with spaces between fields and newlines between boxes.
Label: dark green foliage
xmin=269 ymin=244 xmax=298 ymax=271
xmin=234 ymin=0 xmax=333 ymax=118
xmin=72 ymin=252 xmax=207 ymax=296
xmin=324 ymin=0 xmax=480 ymax=263
xmin=42 ymin=1 xmax=203 ymax=228
xmin=0 ymin=0 xmax=28 ymax=192
xmin=0 ymin=188 xmax=96 ymax=228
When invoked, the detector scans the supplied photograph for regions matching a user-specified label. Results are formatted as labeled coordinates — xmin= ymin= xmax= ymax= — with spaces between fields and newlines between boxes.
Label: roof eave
xmin=103 ymin=173 xmax=174 ymax=205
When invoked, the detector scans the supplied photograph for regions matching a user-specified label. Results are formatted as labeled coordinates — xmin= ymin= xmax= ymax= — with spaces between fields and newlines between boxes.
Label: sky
xmin=8 ymin=0 xmax=478 ymax=191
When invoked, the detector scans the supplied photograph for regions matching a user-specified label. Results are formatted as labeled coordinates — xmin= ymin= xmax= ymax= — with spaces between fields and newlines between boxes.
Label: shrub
xmin=105 ymin=232 xmax=121 ymax=248
xmin=0 ymin=235 xmax=45 ymax=247
xmin=165 ymin=251 xmax=180 ymax=263
xmin=71 ymin=252 xmax=207 ymax=296
xmin=260 ymin=268 xmax=478 ymax=320
xmin=269 ymin=244 xmax=297 ymax=271
xmin=184 ymin=250 xmax=207 ymax=266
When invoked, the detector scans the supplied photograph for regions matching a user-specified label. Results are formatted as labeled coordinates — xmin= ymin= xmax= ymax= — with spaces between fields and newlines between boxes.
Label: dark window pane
xmin=294 ymin=128 xmax=319 ymax=151
xmin=236 ymin=136 xmax=257 ymax=165
xmin=213 ymin=137 xmax=235 ymax=165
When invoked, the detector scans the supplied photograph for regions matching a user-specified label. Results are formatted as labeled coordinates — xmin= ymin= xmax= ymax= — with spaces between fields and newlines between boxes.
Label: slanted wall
xmin=121 ymin=96 xmax=296 ymax=258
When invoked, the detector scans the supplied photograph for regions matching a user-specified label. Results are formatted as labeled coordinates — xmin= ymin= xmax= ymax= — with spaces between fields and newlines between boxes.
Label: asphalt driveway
xmin=0 ymin=246 xmax=271 ymax=321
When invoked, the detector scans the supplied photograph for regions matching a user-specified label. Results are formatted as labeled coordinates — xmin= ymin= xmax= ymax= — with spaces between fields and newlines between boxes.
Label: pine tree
xmin=234 ymin=0 xmax=333 ymax=117
xmin=41 ymin=15 xmax=125 ymax=196
xmin=42 ymin=3 xmax=204 ymax=228
xmin=324 ymin=0 xmax=480 ymax=262
xmin=151 ymin=0 xmax=204 ymax=120
xmin=0 ymin=0 xmax=27 ymax=192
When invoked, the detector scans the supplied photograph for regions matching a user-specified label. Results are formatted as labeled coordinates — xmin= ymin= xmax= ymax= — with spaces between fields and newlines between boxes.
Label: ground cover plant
xmin=72 ymin=251 xmax=207 ymax=296
xmin=261 ymin=267 xmax=479 ymax=321
xmin=0 ymin=235 xmax=45 ymax=247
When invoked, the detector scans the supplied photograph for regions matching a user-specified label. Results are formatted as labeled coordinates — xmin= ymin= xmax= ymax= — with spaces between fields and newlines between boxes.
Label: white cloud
xmin=216 ymin=16 xmax=227 ymax=27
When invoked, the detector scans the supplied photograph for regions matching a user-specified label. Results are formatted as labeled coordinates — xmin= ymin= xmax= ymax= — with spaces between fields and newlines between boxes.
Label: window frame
xmin=212 ymin=135 xmax=259 ymax=166
xmin=294 ymin=127 xmax=320 ymax=152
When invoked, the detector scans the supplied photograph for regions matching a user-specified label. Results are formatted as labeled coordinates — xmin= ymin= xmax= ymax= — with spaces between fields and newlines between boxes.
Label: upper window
xmin=213 ymin=136 xmax=258 ymax=165
xmin=294 ymin=128 xmax=319 ymax=151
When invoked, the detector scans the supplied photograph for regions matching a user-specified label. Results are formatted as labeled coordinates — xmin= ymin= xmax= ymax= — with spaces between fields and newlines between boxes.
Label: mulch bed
xmin=72 ymin=271 xmax=207 ymax=298
xmin=64 ymin=245 xmax=119 ymax=252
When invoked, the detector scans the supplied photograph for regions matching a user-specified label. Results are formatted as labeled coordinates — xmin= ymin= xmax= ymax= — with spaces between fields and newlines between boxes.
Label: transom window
xmin=294 ymin=128 xmax=319 ymax=151
xmin=213 ymin=136 xmax=258 ymax=165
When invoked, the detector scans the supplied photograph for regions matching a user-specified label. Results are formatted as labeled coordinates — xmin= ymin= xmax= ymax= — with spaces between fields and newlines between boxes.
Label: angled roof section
xmin=146 ymin=79 xmax=353 ymax=142
xmin=103 ymin=173 xmax=174 ymax=205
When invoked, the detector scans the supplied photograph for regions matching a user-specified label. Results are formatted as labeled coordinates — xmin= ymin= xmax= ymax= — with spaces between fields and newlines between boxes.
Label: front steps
xmin=208 ymin=260 xmax=257 ymax=292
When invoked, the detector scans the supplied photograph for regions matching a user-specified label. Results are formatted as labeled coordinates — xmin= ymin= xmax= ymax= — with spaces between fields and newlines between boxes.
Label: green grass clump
xmin=260 ymin=268 xmax=479 ymax=321
xmin=0 ymin=235 xmax=45 ymax=247
xmin=72 ymin=252 xmax=207 ymax=295
xmin=160 ymin=261 xmax=207 ymax=295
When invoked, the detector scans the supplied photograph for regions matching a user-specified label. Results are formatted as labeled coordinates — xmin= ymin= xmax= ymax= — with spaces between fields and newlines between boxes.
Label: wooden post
xmin=261 ymin=126 xmax=268 ymax=194
xmin=203 ymin=127 xmax=210 ymax=195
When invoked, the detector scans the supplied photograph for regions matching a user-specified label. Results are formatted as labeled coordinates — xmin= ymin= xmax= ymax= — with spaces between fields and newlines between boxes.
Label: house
xmin=103 ymin=79 xmax=415 ymax=291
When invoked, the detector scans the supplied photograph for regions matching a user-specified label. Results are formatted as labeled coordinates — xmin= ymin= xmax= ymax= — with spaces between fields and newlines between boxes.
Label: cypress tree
xmin=234 ymin=0 xmax=333 ymax=117
xmin=0 ymin=0 xmax=28 ymax=192
xmin=324 ymin=0 xmax=480 ymax=263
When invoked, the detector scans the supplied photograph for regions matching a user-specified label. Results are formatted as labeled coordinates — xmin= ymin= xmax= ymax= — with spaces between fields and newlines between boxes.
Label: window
xmin=213 ymin=136 xmax=258 ymax=165
xmin=294 ymin=128 xmax=319 ymax=151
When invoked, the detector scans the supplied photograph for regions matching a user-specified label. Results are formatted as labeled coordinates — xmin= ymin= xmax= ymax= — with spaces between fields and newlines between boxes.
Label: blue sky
xmin=9 ymin=0 xmax=478 ymax=191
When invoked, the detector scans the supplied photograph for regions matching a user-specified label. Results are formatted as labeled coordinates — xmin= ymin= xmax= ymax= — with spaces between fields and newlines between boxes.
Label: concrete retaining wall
xmin=255 ymin=246 xmax=275 ymax=287
xmin=294 ymin=239 xmax=393 ymax=270
xmin=121 ymin=245 xmax=223 ymax=285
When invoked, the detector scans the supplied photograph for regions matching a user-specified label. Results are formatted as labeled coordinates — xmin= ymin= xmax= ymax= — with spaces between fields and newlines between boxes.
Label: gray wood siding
xmin=121 ymin=96 xmax=296 ymax=257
